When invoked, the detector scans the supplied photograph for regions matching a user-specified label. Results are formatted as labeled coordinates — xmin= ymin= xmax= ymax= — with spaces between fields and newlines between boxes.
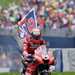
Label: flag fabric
xmin=18 ymin=24 xmax=28 ymax=38
xmin=18 ymin=8 xmax=37 ymax=34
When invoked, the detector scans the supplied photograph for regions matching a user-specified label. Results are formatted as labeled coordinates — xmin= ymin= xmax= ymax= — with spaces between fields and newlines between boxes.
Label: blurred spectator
xmin=37 ymin=15 xmax=45 ymax=29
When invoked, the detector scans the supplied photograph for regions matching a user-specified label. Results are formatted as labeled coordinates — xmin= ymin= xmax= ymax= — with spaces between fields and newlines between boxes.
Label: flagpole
xmin=33 ymin=8 xmax=38 ymax=28
xmin=20 ymin=8 xmax=34 ymax=24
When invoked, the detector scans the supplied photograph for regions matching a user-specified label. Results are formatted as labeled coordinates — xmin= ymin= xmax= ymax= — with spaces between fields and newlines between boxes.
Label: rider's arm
xmin=31 ymin=39 xmax=46 ymax=45
xmin=23 ymin=37 xmax=29 ymax=56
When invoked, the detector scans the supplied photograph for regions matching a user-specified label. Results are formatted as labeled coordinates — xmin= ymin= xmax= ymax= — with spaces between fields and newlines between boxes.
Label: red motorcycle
xmin=21 ymin=45 xmax=55 ymax=75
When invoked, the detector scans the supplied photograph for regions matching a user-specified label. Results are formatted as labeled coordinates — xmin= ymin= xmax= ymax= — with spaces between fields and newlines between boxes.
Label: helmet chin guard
xmin=31 ymin=28 xmax=41 ymax=39
xmin=31 ymin=28 xmax=40 ymax=35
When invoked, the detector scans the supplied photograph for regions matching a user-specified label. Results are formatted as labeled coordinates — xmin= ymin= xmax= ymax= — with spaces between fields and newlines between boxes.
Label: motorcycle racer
xmin=22 ymin=28 xmax=46 ymax=75
xmin=21 ymin=28 xmax=55 ymax=75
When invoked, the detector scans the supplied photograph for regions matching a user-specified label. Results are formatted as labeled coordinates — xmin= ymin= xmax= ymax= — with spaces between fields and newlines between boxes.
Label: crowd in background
xmin=0 ymin=0 xmax=75 ymax=32
xmin=23 ymin=0 xmax=75 ymax=31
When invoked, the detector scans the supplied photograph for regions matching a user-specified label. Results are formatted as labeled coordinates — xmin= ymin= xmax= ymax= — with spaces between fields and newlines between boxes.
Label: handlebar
xmin=23 ymin=54 xmax=36 ymax=63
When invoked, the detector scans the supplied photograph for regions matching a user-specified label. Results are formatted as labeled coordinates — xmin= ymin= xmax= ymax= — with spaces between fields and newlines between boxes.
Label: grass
xmin=0 ymin=72 xmax=19 ymax=75
xmin=52 ymin=72 xmax=75 ymax=75
xmin=0 ymin=72 xmax=75 ymax=75
xmin=0 ymin=0 xmax=21 ymax=8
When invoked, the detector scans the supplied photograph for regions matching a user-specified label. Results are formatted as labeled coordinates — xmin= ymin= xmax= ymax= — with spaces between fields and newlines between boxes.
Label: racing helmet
xmin=31 ymin=28 xmax=41 ymax=39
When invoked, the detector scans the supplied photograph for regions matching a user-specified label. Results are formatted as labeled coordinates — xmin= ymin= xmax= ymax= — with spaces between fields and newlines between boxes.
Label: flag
xmin=18 ymin=8 xmax=37 ymax=33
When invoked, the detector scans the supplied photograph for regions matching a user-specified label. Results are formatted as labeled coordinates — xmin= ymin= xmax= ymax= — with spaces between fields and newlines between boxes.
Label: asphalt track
xmin=0 ymin=35 xmax=75 ymax=50
xmin=43 ymin=36 xmax=75 ymax=48
xmin=0 ymin=35 xmax=20 ymax=53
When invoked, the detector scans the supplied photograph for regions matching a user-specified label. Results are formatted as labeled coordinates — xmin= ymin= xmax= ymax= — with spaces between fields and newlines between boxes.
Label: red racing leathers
xmin=22 ymin=36 xmax=46 ymax=75
xmin=22 ymin=36 xmax=55 ymax=75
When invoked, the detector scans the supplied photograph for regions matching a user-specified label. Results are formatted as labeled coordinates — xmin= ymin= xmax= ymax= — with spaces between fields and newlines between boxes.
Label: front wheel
xmin=40 ymin=72 xmax=50 ymax=75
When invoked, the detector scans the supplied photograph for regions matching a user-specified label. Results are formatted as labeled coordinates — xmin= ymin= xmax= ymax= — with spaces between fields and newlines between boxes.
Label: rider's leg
xmin=25 ymin=63 xmax=38 ymax=75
